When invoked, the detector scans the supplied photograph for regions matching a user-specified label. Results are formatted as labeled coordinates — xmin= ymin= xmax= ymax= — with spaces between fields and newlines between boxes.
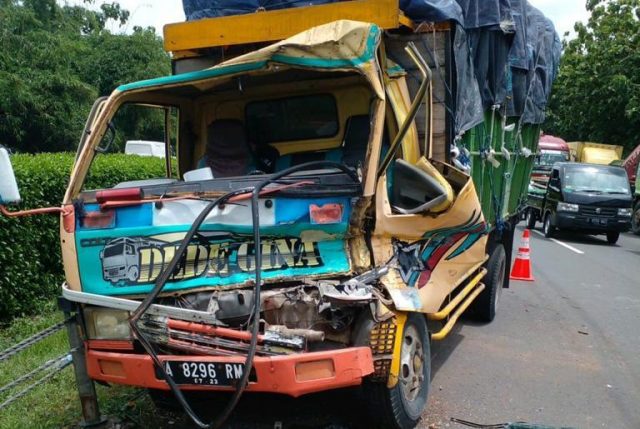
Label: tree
xmin=0 ymin=0 xmax=169 ymax=153
xmin=545 ymin=0 xmax=640 ymax=154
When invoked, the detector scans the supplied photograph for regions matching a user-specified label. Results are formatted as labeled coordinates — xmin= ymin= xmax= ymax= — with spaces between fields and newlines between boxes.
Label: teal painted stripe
xmin=75 ymin=223 xmax=348 ymax=243
xmin=117 ymin=25 xmax=381 ymax=93
xmin=117 ymin=61 xmax=267 ymax=92
xmin=271 ymin=25 xmax=380 ymax=69
xmin=386 ymin=64 xmax=405 ymax=76
xmin=446 ymin=232 xmax=482 ymax=260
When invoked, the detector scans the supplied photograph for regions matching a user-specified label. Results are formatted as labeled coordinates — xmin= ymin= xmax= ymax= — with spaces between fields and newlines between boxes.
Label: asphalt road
xmin=422 ymin=227 xmax=640 ymax=429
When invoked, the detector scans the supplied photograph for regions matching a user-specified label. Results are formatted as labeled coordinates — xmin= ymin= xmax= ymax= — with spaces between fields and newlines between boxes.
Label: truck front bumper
xmin=85 ymin=346 xmax=374 ymax=397
xmin=555 ymin=212 xmax=631 ymax=233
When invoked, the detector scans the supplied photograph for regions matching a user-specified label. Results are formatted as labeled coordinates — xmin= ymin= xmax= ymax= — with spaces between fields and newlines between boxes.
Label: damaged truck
xmin=0 ymin=0 xmax=560 ymax=427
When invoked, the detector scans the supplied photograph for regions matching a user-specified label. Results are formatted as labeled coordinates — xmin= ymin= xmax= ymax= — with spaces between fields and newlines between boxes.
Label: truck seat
xmin=273 ymin=115 xmax=377 ymax=172
xmin=274 ymin=148 xmax=342 ymax=171
xmin=202 ymin=119 xmax=255 ymax=177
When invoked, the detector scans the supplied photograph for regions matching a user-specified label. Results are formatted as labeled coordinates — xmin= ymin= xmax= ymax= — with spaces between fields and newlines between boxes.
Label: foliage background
xmin=0 ymin=153 xmax=167 ymax=322
xmin=0 ymin=0 xmax=170 ymax=153
xmin=545 ymin=0 xmax=640 ymax=154
xmin=0 ymin=0 xmax=172 ymax=320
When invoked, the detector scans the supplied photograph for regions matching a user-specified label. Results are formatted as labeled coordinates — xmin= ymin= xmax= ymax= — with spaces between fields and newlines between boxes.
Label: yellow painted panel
xmin=164 ymin=0 xmax=400 ymax=52
xmin=387 ymin=312 xmax=407 ymax=388
xmin=385 ymin=77 xmax=421 ymax=164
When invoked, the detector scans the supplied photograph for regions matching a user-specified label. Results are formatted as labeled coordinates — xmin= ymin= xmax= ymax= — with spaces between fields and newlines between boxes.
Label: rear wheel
xmin=525 ymin=209 xmax=537 ymax=230
xmin=632 ymin=202 xmax=640 ymax=235
xmin=606 ymin=231 xmax=620 ymax=245
xmin=363 ymin=313 xmax=430 ymax=429
xmin=543 ymin=213 xmax=555 ymax=238
xmin=472 ymin=244 xmax=506 ymax=322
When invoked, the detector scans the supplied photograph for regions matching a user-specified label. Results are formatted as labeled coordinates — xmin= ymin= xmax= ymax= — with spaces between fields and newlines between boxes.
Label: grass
xmin=0 ymin=305 xmax=186 ymax=429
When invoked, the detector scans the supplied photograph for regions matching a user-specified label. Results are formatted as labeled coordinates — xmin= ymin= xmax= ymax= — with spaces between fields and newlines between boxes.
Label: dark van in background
xmin=525 ymin=163 xmax=633 ymax=244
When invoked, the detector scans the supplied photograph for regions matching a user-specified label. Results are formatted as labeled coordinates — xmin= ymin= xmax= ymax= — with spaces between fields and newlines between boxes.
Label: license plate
xmin=589 ymin=218 xmax=607 ymax=226
xmin=156 ymin=361 xmax=245 ymax=386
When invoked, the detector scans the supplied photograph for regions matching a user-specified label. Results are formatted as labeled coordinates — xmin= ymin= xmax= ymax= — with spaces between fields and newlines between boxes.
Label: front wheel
xmin=127 ymin=266 xmax=139 ymax=282
xmin=543 ymin=213 xmax=555 ymax=238
xmin=606 ymin=231 xmax=620 ymax=245
xmin=632 ymin=202 xmax=640 ymax=235
xmin=363 ymin=313 xmax=430 ymax=429
xmin=525 ymin=209 xmax=537 ymax=230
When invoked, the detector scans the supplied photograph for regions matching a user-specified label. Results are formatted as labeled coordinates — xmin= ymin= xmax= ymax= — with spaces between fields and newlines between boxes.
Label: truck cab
xmin=531 ymin=134 xmax=570 ymax=184
xmin=527 ymin=162 xmax=633 ymax=244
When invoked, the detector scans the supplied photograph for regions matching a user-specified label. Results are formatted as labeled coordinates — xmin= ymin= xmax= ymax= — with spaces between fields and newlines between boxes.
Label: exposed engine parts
xmin=151 ymin=265 xmax=391 ymax=355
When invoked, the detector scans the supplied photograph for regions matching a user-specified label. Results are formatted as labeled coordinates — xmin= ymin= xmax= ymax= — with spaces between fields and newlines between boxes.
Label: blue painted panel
xmin=75 ymin=201 xmax=352 ymax=296
xmin=117 ymin=204 xmax=152 ymax=228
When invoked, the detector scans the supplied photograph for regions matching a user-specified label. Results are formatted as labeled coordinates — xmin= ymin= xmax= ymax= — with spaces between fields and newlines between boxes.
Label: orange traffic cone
xmin=510 ymin=229 xmax=535 ymax=282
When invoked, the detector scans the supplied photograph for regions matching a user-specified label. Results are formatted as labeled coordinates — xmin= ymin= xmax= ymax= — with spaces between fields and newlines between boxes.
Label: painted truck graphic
xmin=100 ymin=237 xmax=154 ymax=284
xmin=99 ymin=235 xmax=323 ymax=286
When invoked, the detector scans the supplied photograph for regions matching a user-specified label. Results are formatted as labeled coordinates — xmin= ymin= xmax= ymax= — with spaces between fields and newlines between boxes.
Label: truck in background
xmin=622 ymin=143 xmax=640 ymax=189
xmin=531 ymin=134 xmax=570 ymax=184
xmin=568 ymin=141 xmax=624 ymax=165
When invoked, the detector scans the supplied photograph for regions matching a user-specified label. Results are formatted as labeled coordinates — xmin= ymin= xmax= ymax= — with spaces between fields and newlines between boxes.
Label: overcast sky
xmin=60 ymin=0 xmax=591 ymax=39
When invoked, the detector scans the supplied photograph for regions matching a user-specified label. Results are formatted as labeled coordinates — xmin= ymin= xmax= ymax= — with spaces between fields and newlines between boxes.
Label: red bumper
xmin=86 ymin=346 xmax=374 ymax=397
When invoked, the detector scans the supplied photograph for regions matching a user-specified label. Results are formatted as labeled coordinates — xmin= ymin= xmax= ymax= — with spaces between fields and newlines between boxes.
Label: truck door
xmin=546 ymin=167 xmax=562 ymax=214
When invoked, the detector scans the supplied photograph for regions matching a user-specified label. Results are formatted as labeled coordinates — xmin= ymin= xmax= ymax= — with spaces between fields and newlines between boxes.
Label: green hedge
xmin=0 ymin=152 xmax=168 ymax=322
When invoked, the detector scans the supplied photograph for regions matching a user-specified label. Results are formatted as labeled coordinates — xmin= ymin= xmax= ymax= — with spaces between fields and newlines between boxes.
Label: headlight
xmin=557 ymin=202 xmax=579 ymax=212
xmin=85 ymin=308 xmax=131 ymax=340
xmin=618 ymin=208 xmax=632 ymax=217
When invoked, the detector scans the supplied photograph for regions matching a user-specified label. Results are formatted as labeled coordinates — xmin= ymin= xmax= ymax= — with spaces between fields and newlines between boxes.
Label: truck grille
xmin=369 ymin=320 xmax=397 ymax=381
xmin=579 ymin=206 xmax=617 ymax=217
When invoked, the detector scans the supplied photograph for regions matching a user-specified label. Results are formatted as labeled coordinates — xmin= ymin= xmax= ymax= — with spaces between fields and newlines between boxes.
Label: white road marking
xmin=530 ymin=229 xmax=585 ymax=255
xmin=531 ymin=229 xmax=546 ymax=238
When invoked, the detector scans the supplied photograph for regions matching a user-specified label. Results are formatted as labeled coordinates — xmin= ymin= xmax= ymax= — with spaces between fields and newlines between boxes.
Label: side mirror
xmin=0 ymin=146 xmax=21 ymax=205
xmin=389 ymin=159 xmax=449 ymax=214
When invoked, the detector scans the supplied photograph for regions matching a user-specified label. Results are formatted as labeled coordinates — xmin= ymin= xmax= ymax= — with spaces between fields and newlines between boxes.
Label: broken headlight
xmin=85 ymin=307 xmax=132 ymax=340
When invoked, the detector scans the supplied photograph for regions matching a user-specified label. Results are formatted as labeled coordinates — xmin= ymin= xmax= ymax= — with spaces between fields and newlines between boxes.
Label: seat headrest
xmin=206 ymin=119 xmax=251 ymax=177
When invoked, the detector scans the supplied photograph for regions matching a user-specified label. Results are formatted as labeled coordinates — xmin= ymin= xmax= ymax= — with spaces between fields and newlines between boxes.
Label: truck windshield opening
xmin=563 ymin=167 xmax=631 ymax=194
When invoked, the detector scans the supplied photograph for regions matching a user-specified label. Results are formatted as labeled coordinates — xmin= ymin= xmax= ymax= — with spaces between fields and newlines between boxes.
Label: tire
xmin=472 ymin=244 xmax=506 ymax=323
xmin=606 ymin=231 xmax=620 ymax=245
xmin=543 ymin=213 xmax=555 ymax=238
xmin=362 ymin=313 xmax=430 ymax=429
xmin=525 ymin=209 xmax=537 ymax=230
xmin=632 ymin=202 xmax=640 ymax=236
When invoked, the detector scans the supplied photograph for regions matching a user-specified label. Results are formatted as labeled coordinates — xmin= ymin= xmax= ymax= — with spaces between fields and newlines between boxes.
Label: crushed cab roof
xmin=117 ymin=20 xmax=382 ymax=97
